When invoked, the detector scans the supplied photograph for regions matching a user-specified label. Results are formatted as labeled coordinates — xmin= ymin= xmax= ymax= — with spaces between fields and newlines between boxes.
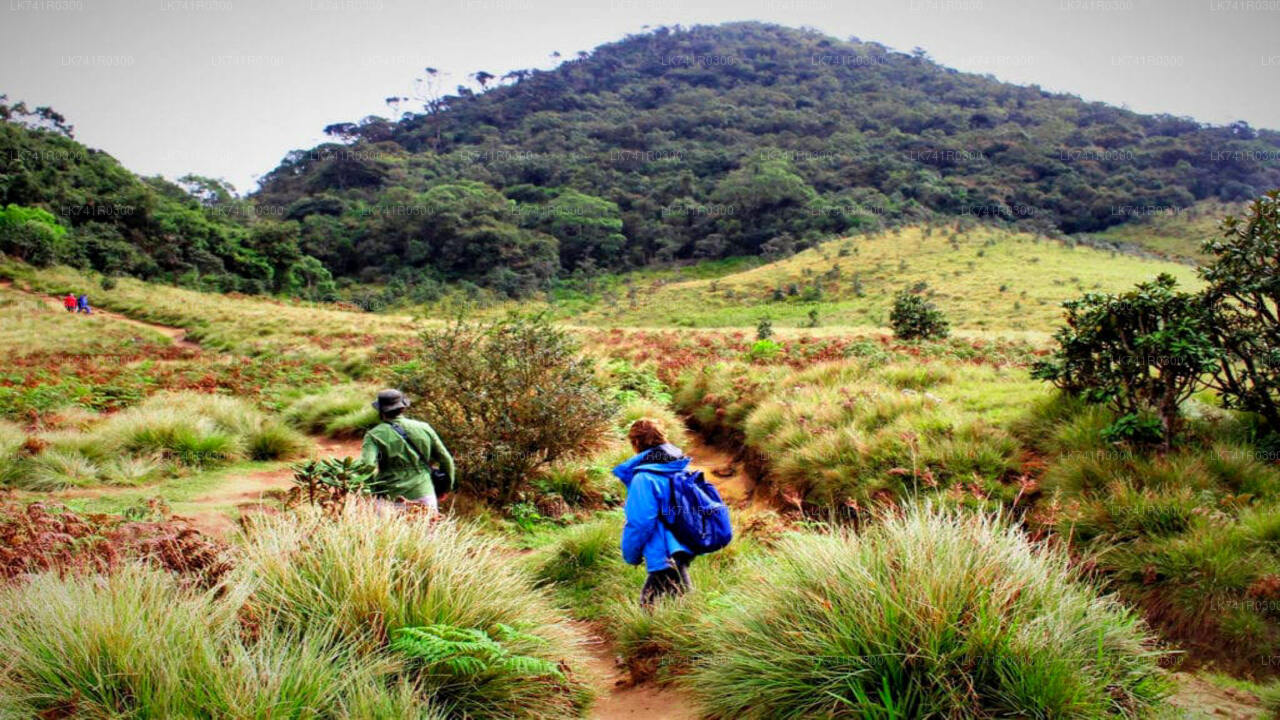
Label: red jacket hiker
xmin=63 ymin=294 xmax=76 ymax=312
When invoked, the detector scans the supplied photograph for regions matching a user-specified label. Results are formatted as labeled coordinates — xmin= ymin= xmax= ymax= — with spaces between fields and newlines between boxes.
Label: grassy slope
xmin=1082 ymin=200 xmax=1243 ymax=264
xmin=0 ymin=261 xmax=417 ymax=361
xmin=566 ymin=226 xmax=1203 ymax=332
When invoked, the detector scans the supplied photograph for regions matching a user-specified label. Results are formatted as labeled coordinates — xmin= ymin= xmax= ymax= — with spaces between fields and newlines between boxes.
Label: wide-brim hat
xmin=372 ymin=389 xmax=410 ymax=413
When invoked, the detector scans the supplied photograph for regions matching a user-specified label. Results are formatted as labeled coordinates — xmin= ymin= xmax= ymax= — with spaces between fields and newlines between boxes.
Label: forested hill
xmin=0 ymin=97 xmax=337 ymax=296
xmin=255 ymin=22 xmax=1280 ymax=296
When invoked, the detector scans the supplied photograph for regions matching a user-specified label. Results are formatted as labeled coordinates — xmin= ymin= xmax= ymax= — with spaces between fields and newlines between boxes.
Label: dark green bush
xmin=395 ymin=314 xmax=616 ymax=503
xmin=1203 ymin=190 xmax=1280 ymax=434
xmin=889 ymin=288 xmax=950 ymax=340
xmin=1031 ymin=273 xmax=1220 ymax=445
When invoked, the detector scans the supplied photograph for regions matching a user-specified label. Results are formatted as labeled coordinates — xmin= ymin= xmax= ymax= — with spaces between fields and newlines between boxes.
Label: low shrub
xmin=1031 ymin=274 xmax=1220 ymax=446
xmin=395 ymin=314 xmax=616 ymax=504
xmin=1202 ymin=191 xmax=1280 ymax=433
xmin=687 ymin=505 xmax=1171 ymax=719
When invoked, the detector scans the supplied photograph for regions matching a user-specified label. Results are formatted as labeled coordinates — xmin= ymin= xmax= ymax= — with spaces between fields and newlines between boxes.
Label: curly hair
xmin=627 ymin=418 xmax=668 ymax=453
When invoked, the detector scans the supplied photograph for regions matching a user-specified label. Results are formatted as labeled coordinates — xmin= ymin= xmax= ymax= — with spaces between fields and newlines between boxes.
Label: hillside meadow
xmin=2 ymin=241 xmax=1279 ymax=718
xmin=562 ymin=225 xmax=1202 ymax=331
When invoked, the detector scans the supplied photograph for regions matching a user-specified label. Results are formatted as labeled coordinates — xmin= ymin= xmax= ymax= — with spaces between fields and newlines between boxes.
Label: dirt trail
xmin=181 ymin=436 xmax=364 ymax=537
xmin=563 ymin=431 xmax=764 ymax=720
xmin=1169 ymin=674 xmax=1267 ymax=719
xmin=683 ymin=432 xmax=774 ymax=512
xmin=573 ymin=622 xmax=699 ymax=720
xmin=1 ymin=279 xmax=198 ymax=349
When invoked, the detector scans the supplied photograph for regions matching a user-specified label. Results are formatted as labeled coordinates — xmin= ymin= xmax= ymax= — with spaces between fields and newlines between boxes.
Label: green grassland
xmin=0 ymin=261 xmax=418 ymax=362
xmin=564 ymin=225 xmax=1203 ymax=332
xmin=3 ymin=222 xmax=1204 ymax=349
xmin=1082 ymin=200 xmax=1244 ymax=264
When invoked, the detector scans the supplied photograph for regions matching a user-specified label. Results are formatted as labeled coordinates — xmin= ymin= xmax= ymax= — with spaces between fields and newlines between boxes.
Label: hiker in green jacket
xmin=360 ymin=389 xmax=455 ymax=513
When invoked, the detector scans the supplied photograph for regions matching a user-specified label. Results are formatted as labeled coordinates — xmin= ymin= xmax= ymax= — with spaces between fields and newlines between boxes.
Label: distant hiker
xmin=62 ymin=293 xmax=76 ymax=312
xmin=360 ymin=388 xmax=455 ymax=514
xmin=615 ymin=418 xmax=695 ymax=607
xmin=76 ymin=294 xmax=91 ymax=314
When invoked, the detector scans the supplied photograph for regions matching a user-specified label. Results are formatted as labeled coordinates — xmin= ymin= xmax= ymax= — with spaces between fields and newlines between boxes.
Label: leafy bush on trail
xmin=395 ymin=314 xmax=616 ymax=504
xmin=287 ymin=456 xmax=375 ymax=511
xmin=687 ymin=505 xmax=1170 ymax=719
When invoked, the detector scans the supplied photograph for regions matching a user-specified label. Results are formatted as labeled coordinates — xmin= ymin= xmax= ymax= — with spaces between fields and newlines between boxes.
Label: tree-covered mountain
xmin=0 ymin=96 xmax=336 ymax=296
xmin=256 ymin=22 xmax=1280 ymax=296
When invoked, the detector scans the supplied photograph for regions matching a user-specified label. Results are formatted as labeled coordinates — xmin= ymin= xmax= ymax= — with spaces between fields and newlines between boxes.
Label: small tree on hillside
xmin=1031 ymin=274 xmax=1220 ymax=446
xmin=1201 ymin=191 xmax=1280 ymax=432
xmin=394 ymin=314 xmax=616 ymax=504
xmin=890 ymin=288 xmax=949 ymax=340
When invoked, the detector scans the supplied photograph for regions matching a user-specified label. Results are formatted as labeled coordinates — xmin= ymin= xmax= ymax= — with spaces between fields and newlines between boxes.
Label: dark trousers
xmin=640 ymin=552 xmax=692 ymax=607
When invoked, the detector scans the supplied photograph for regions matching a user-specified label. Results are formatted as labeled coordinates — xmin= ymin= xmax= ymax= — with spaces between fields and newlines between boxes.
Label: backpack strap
xmin=388 ymin=421 xmax=426 ymax=464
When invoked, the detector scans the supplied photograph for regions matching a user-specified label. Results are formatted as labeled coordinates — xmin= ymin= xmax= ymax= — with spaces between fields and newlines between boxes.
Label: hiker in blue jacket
xmin=614 ymin=418 xmax=693 ymax=607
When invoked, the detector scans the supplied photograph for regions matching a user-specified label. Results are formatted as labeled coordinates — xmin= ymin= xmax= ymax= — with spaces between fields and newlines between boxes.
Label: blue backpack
xmin=660 ymin=469 xmax=733 ymax=555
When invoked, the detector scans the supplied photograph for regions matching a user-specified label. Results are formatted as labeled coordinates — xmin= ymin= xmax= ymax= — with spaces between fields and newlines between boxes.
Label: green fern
xmin=391 ymin=624 xmax=564 ymax=681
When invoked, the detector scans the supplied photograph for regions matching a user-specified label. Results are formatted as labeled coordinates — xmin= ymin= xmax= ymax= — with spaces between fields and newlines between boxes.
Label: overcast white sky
xmin=2 ymin=0 xmax=1277 ymax=194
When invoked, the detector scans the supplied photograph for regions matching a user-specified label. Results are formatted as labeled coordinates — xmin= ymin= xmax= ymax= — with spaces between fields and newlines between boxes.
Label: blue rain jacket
xmin=614 ymin=445 xmax=693 ymax=572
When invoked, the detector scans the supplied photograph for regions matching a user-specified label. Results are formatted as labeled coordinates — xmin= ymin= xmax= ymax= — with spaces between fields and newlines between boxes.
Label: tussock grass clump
xmin=1018 ymin=394 xmax=1280 ymax=671
xmin=283 ymin=383 xmax=380 ymax=438
xmin=534 ymin=513 xmax=634 ymax=600
xmin=688 ymin=505 xmax=1171 ymax=719
xmin=17 ymin=448 xmax=100 ymax=491
xmin=672 ymin=362 xmax=790 ymax=440
xmin=3 ymin=392 xmax=309 ymax=490
xmin=1 ymin=508 xmax=588 ymax=719
xmin=0 ymin=420 xmax=22 ymax=485
xmin=238 ymin=506 xmax=592 ymax=719
xmin=0 ymin=566 xmax=410 ymax=719
xmin=1087 ymin=501 xmax=1280 ymax=667
xmin=679 ymin=359 xmax=1029 ymax=508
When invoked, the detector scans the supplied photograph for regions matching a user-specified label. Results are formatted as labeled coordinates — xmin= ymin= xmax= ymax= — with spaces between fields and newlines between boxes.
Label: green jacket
xmin=359 ymin=418 xmax=455 ymax=501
